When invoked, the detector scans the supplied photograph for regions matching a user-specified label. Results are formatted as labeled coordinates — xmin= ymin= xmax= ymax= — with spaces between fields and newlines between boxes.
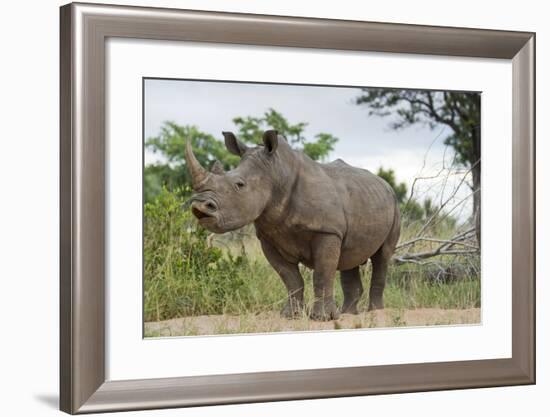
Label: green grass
xmin=144 ymin=188 xmax=480 ymax=323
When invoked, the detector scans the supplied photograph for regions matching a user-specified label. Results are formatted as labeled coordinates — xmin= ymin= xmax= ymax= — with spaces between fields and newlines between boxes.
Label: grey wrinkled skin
xmin=185 ymin=130 xmax=401 ymax=321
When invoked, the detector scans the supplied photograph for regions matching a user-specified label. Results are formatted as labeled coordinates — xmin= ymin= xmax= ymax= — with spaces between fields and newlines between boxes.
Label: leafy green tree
xmin=144 ymin=123 xmax=239 ymax=203
xmin=232 ymin=108 xmax=307 ymax=146
xmin=303 ymin=133 xmax=339 ymax=162
xmin=376 ymin=167 xmax=408 ymax=204
xmin=377 ymin=167 xmax=422 ymax=222
xmin=144 ymin=110 xmax=339 ymax=202
xmin=376 ymin=167 xmax=456 ymax=228
xmin=232 ymin=108 xmax=338 ymax=161
xmin=356 ymin=90 xmax=480 ymax=242
xmin=423 ymin=198 xmax=436 ymax=219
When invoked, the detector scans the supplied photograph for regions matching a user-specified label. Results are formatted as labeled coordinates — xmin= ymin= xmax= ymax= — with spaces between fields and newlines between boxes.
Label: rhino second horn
xmin=185 ymin=140 xmax=209 ymax=188
xmin=210 ymin=160 xmax=225 ymax=175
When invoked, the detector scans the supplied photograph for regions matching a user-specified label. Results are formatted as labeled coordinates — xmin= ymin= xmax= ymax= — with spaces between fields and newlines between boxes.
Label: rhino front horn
xmin=185 ymin=140 xmax=209 ymax=189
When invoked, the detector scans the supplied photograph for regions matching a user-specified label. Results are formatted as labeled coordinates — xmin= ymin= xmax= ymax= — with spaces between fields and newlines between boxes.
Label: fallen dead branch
xmin=392 ymin=147 xmax=480 ymax=266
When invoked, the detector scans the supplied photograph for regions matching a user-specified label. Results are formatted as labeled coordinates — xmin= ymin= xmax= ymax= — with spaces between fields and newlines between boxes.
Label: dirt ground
xmin=144 ymin=308 xmax=481 ymax=337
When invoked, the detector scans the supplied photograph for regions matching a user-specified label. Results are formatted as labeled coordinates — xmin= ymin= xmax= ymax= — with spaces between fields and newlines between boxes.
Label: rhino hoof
xmin=310 ymin=300 xmax=340 ymax=321
xmin=367 ymin=299 xmax=384 ymax=311
xmin=340 ymin=302 xmax=359 ymax=315
xmin=281 ymin=299 xmax=303 ymax=319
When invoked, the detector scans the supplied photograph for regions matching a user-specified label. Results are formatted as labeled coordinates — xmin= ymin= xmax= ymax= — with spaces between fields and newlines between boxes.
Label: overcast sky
xmin=144 ymin=78 xmax=474 ymax=221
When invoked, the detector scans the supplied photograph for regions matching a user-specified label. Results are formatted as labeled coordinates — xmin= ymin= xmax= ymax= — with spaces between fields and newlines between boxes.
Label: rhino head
xmin=185 ymin=130 xmax=285 ymax=233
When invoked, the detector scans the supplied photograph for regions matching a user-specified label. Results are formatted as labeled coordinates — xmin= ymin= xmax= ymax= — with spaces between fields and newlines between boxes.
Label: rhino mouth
xmin=192 ymin=207 xmax=214 ymax=220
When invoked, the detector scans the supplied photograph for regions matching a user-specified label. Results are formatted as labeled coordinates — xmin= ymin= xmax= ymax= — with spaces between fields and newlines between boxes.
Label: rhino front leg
xmin=259 ymin=239 xmax=304 ymax=318
xmin=310 ymin=234 xmax=341 ymax=321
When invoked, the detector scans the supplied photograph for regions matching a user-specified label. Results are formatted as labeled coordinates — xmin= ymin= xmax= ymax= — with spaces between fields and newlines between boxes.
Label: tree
xmin=144 ymin=110 xmax=339 ymax=202
xmin=376 ymin=167 xmax=455 ymax=228
xmin=376 ymin=167 xmax=407 ymax=204
xmin=232 ymin=108 xmax=338 ymax=161
xmin=356 ymin=90 xmax=481 ymax=244
xmin=377 ymin=167 xmax=424 ymax=222
xmin=144 ymin=123 xmax=239 ymax=202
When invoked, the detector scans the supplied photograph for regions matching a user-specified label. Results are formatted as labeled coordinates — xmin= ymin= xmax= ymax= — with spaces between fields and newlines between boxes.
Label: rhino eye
xmin=235 ymin=180 xmax=246 ymax=190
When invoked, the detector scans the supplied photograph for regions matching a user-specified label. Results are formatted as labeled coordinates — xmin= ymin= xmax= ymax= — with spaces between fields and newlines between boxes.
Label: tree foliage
xmin=144 ymin=123 xmax=239 ymax=202
xmin=231 ymin=108 xmax=338 ymax=160
xmin=357 ymin=89 xmax=480 ymax=242
xmin=144 ymin=109 xmax=338 ymax=202
xmin=376 ymin=167 xmax=455 ymax=229
xmin=355 ymin=90 xmax=480 ymax=169
xmin=232 ymin=108 xmax=307 ymax=146
xmin=376 ymin=167 xmax=408 ymax=204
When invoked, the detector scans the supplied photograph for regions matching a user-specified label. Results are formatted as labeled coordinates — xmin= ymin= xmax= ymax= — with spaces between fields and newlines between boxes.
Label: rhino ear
xmin=210 ymin=160 xmax=225 ymax=175
xmin=222 ymin=131 xmax=248 ymax=157
xmin=263 ymin=130 xmax=279 ymax=155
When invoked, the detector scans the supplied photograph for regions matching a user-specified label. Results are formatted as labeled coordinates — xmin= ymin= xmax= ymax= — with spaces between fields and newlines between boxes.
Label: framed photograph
xmin=60 ymin=2 xmax=535 ymax=414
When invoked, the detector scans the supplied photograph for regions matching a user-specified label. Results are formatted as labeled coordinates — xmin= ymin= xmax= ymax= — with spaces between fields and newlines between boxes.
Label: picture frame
xmin=59 ymin=2 xmax=535 ymax=414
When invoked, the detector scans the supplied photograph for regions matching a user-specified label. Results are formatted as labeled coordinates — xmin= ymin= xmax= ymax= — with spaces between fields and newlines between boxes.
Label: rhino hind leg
xmin=368 ymin=236 xmax=400 ymax=311
xmin=368 ymin=249 xmax=389 ymax=311
xmin=368 ymin=206 xmax=401 ymax=311
xmin=340 ymin=267 xmax=363 ymax=314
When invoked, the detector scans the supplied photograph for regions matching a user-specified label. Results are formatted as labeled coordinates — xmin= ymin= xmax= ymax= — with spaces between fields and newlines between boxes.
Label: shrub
xmin=143 ymin=188 xmax=286 ymax=321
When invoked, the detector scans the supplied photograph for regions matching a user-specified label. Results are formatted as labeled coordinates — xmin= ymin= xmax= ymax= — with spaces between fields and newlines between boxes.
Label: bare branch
xmin=393 ymin=225 xmax=477 ymax=265
xmin=404 ymin=127 xmax=447 ymax=206
xmin=416 ymin=159 xmax=479 ymax=237
xmin=394 ymin=249 xmax=479 ymax=264
xmin=396 ymin=236 xmax=479 ymax=251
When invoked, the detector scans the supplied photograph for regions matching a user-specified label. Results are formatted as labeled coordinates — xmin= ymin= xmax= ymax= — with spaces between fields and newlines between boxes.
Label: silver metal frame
xmin=60 ymin=2 xmax=535 ymax=414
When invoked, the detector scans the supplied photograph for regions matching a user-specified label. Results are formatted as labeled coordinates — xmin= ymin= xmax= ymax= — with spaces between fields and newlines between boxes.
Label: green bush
xmin=144 ymin=188 xmax=286 ymax=321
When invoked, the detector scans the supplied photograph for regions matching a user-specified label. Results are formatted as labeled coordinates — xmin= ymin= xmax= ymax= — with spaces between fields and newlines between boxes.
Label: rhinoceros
xmin=185 ymin=130 xmax=400 ymax=321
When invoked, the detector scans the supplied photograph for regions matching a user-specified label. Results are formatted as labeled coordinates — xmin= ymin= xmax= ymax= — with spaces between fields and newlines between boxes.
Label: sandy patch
xmin=144 ymin=308 xmax=480 ymax=337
